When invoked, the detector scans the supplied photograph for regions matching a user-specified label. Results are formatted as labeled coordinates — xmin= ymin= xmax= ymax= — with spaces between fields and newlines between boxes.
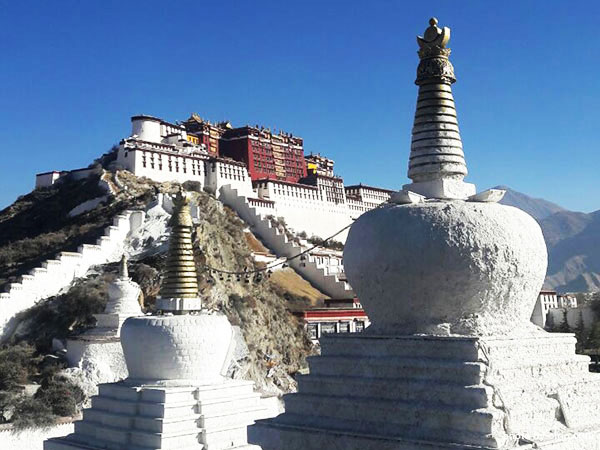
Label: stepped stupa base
xmin=250 ymin=333 xmax=600 ymax=450
xmin=45 ymin=379 xmax=265 ymax=450
xmin=251 ymin=423 xmax=600 ymax=450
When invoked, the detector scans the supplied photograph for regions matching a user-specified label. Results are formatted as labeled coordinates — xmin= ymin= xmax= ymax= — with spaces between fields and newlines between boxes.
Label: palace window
xmin=355 ymin=320 xmax=365 ymax=332
xmin=321 ymin=323 xmax=337 ymax=335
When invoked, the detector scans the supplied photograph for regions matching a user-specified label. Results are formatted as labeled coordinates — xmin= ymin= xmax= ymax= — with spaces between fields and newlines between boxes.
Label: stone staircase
xmin=0 ymin=211 xmax=146 ymax=341
xmin=45 ymin=380 xmax=263 ymax=450
xmin=251 ymin=333 xmax=600 ymax=449
xmin=219 ymin=185 xmax=355 ymax=299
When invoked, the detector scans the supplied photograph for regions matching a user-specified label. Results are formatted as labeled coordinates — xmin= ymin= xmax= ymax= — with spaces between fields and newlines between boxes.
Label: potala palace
xmin=37 ymin=113 xmax=393 ymax=243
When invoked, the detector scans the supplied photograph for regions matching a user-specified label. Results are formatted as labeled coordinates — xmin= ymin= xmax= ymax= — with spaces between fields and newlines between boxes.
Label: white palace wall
xmin=254 ymin=181 xmax=352 ymax=241
xmin=547 ymin=305 xmax=596 ymax=331
xmin=116 ymin=145 xmax=253 ymax=197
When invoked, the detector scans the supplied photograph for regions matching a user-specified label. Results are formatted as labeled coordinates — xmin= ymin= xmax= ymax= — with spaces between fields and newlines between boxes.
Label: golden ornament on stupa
xmin=159 ymin=189 xmax=199 ymax=299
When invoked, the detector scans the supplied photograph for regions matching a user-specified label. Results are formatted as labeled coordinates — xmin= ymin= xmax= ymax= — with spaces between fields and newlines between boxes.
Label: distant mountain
xmin=496 ymin=186 xmax=600 ymax=293
xmin=496 ymin=185 xmax=566 ymax=220
xmin=542 ymin=210 xmax=600 ymax=293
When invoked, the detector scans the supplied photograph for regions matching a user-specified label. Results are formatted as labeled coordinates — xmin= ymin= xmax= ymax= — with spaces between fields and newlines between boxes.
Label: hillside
xmin=543 ymin=210 xmax=600 ymax=292
xmin=0 ymin=171 xmax=318 ymax=427
xmin=496 ymin=186 xmax=600 ymax=292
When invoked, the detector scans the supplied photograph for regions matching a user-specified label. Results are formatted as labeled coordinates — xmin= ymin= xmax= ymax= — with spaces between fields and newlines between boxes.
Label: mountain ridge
xmin=497 ymin=186 xmax=599 ymax=292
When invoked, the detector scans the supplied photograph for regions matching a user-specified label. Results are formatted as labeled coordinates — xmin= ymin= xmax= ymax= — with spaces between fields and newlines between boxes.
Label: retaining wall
xmin=0 ymin=211 xmax=146 ymax=341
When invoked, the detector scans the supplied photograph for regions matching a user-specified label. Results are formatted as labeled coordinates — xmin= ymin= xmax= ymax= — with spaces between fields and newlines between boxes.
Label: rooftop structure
xmin=296 ymin=298 xmax=370 ymax=342
xmin=305 ymin=153 xmax=334 ymax=177
xmin=182 ymin=113 xmax=230 ymax=155
xmin=251 ymin=18 xmax=600 ymax=449
xmin=92 ymin=254 xmax=143 ymax=336
xmin=157 ymin=192 xmax=200 ymax=305
xmin=403 ymin=17 xmax=475 ymax=200
xmin=65 ymin=254 xmax=143 ymax=385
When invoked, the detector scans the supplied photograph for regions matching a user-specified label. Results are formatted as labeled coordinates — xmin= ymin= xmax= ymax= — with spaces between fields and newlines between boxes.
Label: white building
xmin=531 ymin=289 xmax=579 ymax=329
xmin=35 ymin=170 xmax=64 ymax=188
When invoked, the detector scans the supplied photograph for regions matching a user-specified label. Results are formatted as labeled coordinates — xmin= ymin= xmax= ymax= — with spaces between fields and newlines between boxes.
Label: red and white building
xmin=35 ymin=113 xmax=394 ymax=242
xmin=296 ymin=298 xmax=370 ymax=342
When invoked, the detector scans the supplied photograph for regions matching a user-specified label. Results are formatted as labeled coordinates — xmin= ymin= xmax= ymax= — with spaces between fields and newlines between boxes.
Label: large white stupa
xmin=250 ymin=18 xmax=600 ymax=449
xmin=46 ymin=191 xmax=264 ymax=450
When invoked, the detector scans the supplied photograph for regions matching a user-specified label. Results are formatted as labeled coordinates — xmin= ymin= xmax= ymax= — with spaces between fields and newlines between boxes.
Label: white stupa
xmin=47 ymin=191 xmax=264 ymax=450
xmin=93 ymin=254 xmax=143 ymax=336
xmin=65 ymin=255 xmax=143 ymax=383
xmin=250 ymin=18 xmax=600 ymax=449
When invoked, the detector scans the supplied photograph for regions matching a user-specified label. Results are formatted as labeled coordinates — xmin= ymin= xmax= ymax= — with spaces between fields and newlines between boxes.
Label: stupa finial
xmin=402 ymin=17 xmax=475 ymax=200
xmin=119 ymin=253 xmax=129 ymax=279
xmin=415 ymin=17 xmax=454 ymax=84
xmin=172 ymin=188 xmax=193 ymax=227
xmin=158 ymin=189 xmax=200 ymax=303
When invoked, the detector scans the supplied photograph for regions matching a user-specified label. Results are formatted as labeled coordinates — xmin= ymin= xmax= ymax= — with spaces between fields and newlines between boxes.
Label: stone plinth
xmin=251 ymin=333 xmax=600 ymax=449
xmin=44 ymin=380 xmax=264 ymax=450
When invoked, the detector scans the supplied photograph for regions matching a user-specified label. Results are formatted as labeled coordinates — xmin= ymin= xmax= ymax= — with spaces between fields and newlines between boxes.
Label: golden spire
xmin=159 ymin=190 xmax=199 ymax=299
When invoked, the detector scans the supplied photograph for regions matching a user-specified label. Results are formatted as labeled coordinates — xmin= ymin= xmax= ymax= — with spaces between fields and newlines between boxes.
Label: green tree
xmin=11 ymin=397 xmax=55 ymax=429
xmin=545 ymin=311 xmax=556 ymax=331
xmin=558 ymin=309 xmax=571 ymax=333
xmin=574 ymin=311 xmax=586 ymax=353
xmin=35 ymin=376 xmax=85 ymax=418
xmin=586 ymin=321 xmax=600 ymax=351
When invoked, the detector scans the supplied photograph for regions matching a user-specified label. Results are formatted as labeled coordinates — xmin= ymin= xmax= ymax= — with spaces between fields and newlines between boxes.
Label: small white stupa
xmin=65 ymin=255 xmax=143 ymax=383
xmin=47 ymin=191 xmax=264 ymax=450
xmin=251 ymin=18 xmax=600 ymax=450
xmin=93 ymin=254 xmax=143 ymax=336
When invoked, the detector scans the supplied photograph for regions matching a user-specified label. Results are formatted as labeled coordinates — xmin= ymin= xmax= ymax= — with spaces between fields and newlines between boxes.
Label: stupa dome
xmin=344 ymin=201 xmax=547 ymax=335
xmin=121 ymin=313 xmax=233 ymax=384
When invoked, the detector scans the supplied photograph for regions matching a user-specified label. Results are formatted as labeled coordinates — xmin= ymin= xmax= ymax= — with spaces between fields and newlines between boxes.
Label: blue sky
xmin=0 ymin=1 xmax=596 ymax=212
